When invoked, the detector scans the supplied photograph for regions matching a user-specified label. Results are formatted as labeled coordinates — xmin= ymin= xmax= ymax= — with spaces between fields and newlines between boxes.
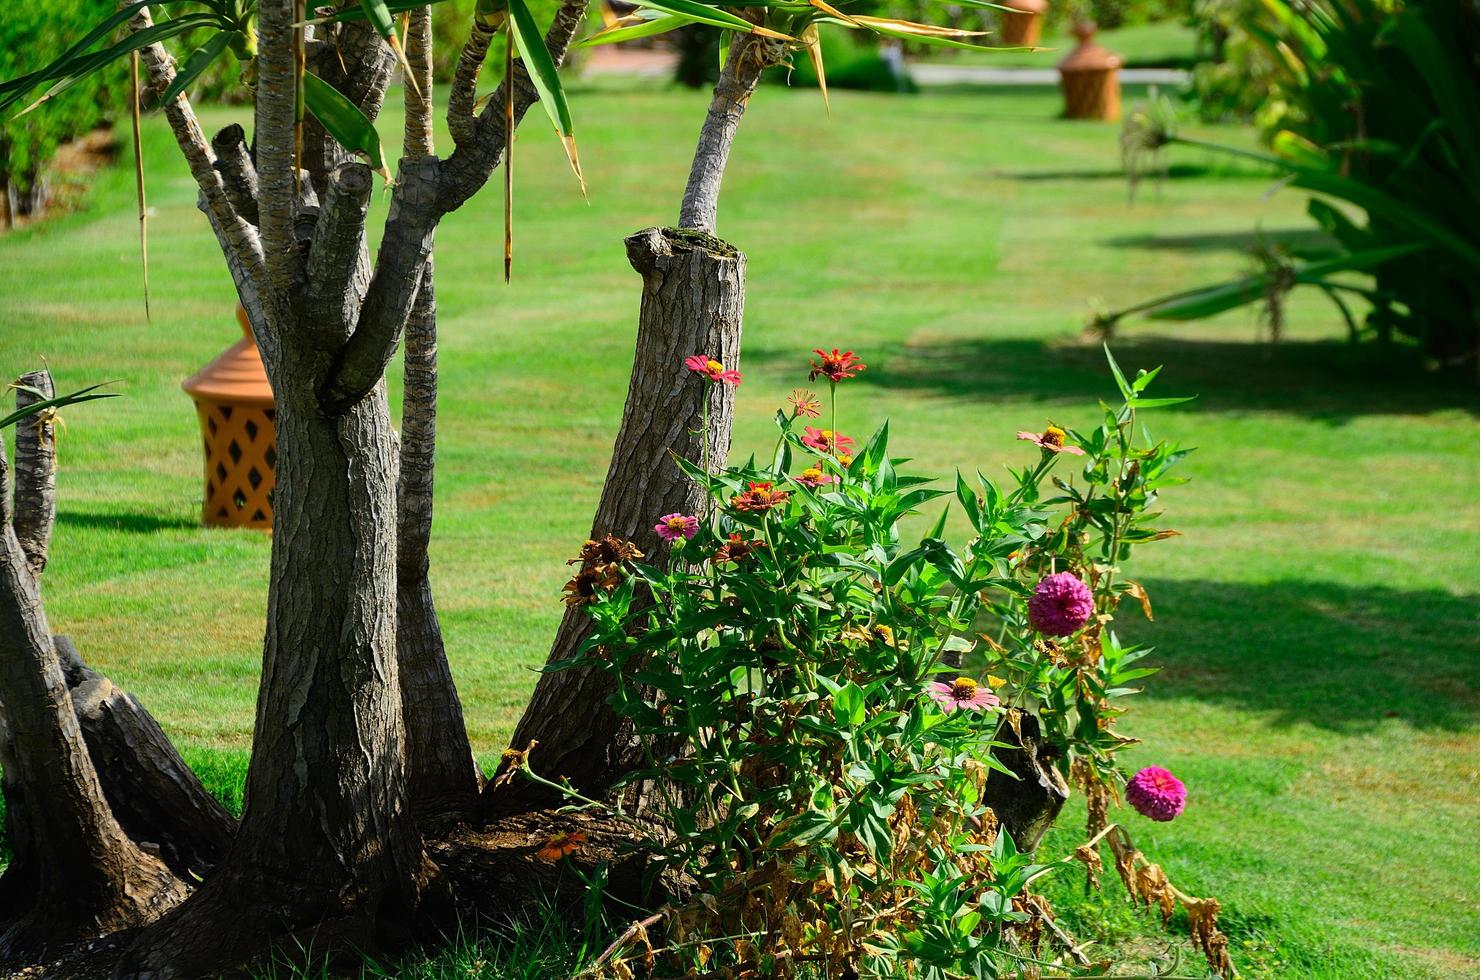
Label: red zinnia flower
xmin=801 ymin=426 xmax=856 ymax=456
xmin=713 ymin=532 xmax=765 ymax=564
xmin=731 ymin=481 xmax=789 ymax=513
xmin=684 ymin=354 xmax=742 ymax=386
xmin=809 ymin=348 xmax=866 ymax=383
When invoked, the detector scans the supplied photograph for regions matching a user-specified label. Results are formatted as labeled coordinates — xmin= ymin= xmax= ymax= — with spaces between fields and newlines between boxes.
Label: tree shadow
xmin=821 ymin=335 xmax=1480 ymax=422
xmin=991 ymin=163 xmax=1242 ymax=183
xmin=56 ymin=509 xmax=198 ymax=534
xmin=1104 ymin=227 xmax=1339 ymax=260
xmin=1125 ymin=578 xmax=1480 ymax=733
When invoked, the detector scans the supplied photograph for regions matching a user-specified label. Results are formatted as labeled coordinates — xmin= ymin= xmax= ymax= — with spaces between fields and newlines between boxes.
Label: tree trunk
xmin=398 ymin=259 xmax=483 ymax=820
xmin=56 ymin=635 xmax=237 ymax=881
xmin=493 ymin=226 xmax=746 ymax=809
xmin=116 ymin=369 xmax=438 ymax=978
xmin=0 ymin=519 xmax=186 ymax=965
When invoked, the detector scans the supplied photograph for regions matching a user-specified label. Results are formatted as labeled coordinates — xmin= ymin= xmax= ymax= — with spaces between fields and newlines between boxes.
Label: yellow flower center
xmin=950 ymin=677 xmax=978 ymax=700
xmin=986 ymin=675 xmax=1007 ymax=690
xmin=1043 ymin=426 xmax=1066 ymax=447
xmin=837 ymin=453 xmax=853 ymax=466
xmin=665 ymin=516 xmax=689 ymax=530
xmin=801 ymin=467 xmax=823 ymax=481
xmin=706 ymin=360 xmax=725 ymax=375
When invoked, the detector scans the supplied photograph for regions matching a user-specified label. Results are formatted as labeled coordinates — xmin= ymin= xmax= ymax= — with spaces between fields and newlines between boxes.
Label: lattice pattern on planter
xmin=193 ymin=399 xmax=276 ymax=529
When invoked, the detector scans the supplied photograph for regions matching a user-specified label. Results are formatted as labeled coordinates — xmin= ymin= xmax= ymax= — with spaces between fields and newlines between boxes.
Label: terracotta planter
xmin=1057 ymin=21 xmax=1122 ymax=121
xmin=181 ymin=305 xmax=277 ymax=529
xmin=999 ymin=0 xmax=1049 ymax=47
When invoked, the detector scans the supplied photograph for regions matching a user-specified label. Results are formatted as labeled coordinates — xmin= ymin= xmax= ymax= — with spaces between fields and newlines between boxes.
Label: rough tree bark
xmin=0 ymin=381 xmax=188 ymax=963
xmin=493 ymin=32 xmax=786 ymax=808
xmin=96 ymin=1 xmax=591 ymax=973
xmin=495 ymin=228 xmax=747 ymax=807
xmin=395 ymin=11 xmax=483 ymax=821
xmin=983 ymin=712 xmax=1070 ymax=854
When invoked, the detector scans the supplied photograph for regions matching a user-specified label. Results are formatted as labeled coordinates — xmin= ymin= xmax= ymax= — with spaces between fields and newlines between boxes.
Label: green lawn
xmin=1 ymin=82 xmax=1476 ymax=978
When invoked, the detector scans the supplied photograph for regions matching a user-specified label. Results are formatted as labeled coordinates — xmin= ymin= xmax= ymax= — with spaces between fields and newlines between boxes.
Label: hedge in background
xmin=1 ymin=0 xmax=122 ymax=220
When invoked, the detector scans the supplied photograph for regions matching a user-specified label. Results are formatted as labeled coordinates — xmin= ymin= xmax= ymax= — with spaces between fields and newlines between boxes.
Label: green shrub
xmin=0 ymin=0 xmax=121 ymax=211
xmin=538 ymin=349 xmax=1211 ymax=975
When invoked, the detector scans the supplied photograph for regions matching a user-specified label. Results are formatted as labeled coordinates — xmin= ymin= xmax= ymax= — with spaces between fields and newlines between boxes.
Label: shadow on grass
xmin=1104 ymin=227 xmax=1338 ymax=259
xmin=1128 ymin=577 xmax=1480 ymax=733
xmin=990 ymin=163 xmax=1252 ymax=183
xmin=790 ymin=334 xmax=1480 ymax=422
xmin=56 ymin=509 xmax=199 ymax=533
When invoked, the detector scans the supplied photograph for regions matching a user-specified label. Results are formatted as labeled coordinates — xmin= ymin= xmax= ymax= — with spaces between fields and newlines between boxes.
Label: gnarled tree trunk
xmin=494 ymin=32 xmax=787 ymax=809
xmin=0 ymin=435 xmax=186 ymax=964
xmin=494 ymin=228 xmax=746 ymax=807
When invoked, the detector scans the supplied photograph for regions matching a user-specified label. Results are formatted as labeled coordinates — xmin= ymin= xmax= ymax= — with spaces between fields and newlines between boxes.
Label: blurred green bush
xmin=0 ymin=0 xmax=122 ymax=220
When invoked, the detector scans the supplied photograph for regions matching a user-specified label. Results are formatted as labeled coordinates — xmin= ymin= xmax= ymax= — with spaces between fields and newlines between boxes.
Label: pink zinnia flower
xmin=1125 ymin=766 xmax=1187 ymax=822
xmin=654 ymin=513 xmax=699 ymax=541
xmin=927 ymin=676 xmax=1000 ymax=712
xmin=684 ymin=354 xmax=742 ymax=387
xmin=1028 ymin=572 xmax=1094 ymax=636
xmin=795 ymin=466 xmax=837 ymax=489
xmin=809 ymin=348 xmax=866 ymax=383
xmin=787 ymin=389 xmax=822 ymax=418
xmin=801 ymin=426 xmax=856 ymax=456
xmin=1017 ymin=425 xmax=1085 ymax=456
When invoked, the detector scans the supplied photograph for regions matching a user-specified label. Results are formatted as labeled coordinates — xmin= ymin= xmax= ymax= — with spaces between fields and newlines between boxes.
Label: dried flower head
xmin=787 ymin=389 xmax=822 ymax=418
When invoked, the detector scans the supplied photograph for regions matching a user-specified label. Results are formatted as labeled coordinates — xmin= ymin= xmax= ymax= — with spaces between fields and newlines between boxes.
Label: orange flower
xmin=731 ymin=481 xmax=790 ymax=513
xmin=536 ymin=831 xmax=588 ymax=862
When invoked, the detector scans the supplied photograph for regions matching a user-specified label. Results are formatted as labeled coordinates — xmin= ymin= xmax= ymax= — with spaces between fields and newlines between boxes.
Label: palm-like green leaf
xmin=0 ymin=384 xmax=120 ymax=432
xmin=161 ymin=30 xmax=238 ymax=104
xmin=507 ymin=0 xmax=583 ymax=194
xmin=302 ymin=70 xmax=390 ymax=181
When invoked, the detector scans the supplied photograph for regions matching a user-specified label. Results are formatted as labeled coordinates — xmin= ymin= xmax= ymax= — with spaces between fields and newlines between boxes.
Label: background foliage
xmin=0 ymin=0 xmax=122 ymax=206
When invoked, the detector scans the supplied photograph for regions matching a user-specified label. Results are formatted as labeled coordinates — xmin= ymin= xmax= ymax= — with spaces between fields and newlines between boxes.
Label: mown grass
xmin=0 ymin=79 xmax=1476 ymax=978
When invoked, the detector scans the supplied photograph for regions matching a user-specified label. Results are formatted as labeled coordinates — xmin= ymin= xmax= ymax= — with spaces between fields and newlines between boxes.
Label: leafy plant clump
xmin=1111 ymin=0 xmax=1480 ymax=377
xmin=538 ymin=347 xmax=1228 ymax=977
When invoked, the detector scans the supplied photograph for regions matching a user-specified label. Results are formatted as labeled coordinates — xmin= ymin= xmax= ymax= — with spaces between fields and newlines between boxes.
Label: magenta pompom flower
xmin=654 ymin=513 xmax=699 ymax=541
xmin=684 ymin=354 xmax=742 ymax=386
xmin=1125 ymin=766 xmax=1187 ymax=822
xmin=927 ymin=677 xmax=1001 ymax=713
xmin=1028 ymin=572 xmax=1095 ymax=636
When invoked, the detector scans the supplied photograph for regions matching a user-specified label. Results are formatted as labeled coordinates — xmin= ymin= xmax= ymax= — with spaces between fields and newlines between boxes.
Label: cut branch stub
xmin=983 ymin=711 xmax=1070 ymax=853
xmin=494 ymin=226 xmax=746 ymax=810
xmin=11 ymin=369 xmax=57 ymax=577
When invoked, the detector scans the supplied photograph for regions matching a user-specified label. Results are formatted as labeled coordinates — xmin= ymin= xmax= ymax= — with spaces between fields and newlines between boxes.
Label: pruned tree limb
xmin=303 ymin=161 xmax=374 ymax=348
xmin=255 ymin=0 xmax=303 ymax=293
xmin=10 ymin=370 xmax=56 ymax=578
xmin=446 ymin=18 xmax=496 ymax=147
xmin=211 ymin=124 xmax=260 ymax=226
xmin=403 ymin=6 xmax=436 ymax=158
xmin=437 ymin=0 xmax=587 ymax=215
xmin=303 ymin=20 xmax=397 ymax=197
xmin=678 ymin=34 xmax=786 ymax=233
xmin=129 ymin=8 xmax=268 ymax=304
xmin=322 ymin=155 xmax=439 ymax=412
